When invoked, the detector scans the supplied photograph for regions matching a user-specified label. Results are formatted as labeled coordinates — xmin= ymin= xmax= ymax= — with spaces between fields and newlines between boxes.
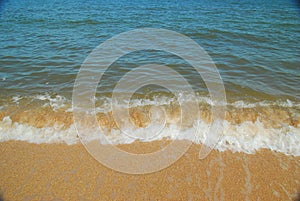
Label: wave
xmin=0 ymin=115 xmax=299 ymax=156
xmin=0 ymin=93 xmax=299 ymax=156
xmin=3 ymin=92 xmax=300 ymax=110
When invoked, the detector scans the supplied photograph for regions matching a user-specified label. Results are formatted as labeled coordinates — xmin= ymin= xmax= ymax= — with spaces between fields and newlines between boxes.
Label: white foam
xmin=215 ymin=120 xmax=300 ymax=155
xmin=34 ymin=94 xmax=68 ymax=110
xmin=12 ymin=95 xmax=22 ymax=104
xmin=231 ymin=99 xmax=300 ymax=108
xmin=1 ymin=93 xmax=299 ymax=155
xmin=0 ymin=115 xmax=299 ymax=156
xmin=7 ymin=93 xmax=300 ymax=114
xmin=0 ymin=116 xmax=78 ymax=145
xmin=96 ymin=96 xmax=300 ymax=110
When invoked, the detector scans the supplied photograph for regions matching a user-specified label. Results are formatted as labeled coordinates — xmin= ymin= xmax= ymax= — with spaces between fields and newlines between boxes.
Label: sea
xmin=0 ymin=0 xmax=299 ymax=156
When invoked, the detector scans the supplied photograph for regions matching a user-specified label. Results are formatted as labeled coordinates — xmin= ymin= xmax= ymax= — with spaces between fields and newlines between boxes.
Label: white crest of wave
xmin=0 ymin=116 xmax=299 ymax=156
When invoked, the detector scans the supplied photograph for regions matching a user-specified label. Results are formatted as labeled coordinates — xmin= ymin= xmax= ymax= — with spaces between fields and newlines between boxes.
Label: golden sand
xmin=0 ymin=140 xmax=299 ymax=201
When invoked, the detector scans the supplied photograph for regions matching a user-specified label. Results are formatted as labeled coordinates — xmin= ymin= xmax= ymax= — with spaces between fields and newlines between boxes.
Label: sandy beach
xmin=1 ymin=0 xmax=300 ymax=200
xmin=1 ymin=140 xmax=299 ymax=201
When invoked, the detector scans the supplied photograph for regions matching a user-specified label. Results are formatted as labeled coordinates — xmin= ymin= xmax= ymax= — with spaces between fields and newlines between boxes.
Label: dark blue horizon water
xmin=0 ymin=0 xmax=299 ymax=103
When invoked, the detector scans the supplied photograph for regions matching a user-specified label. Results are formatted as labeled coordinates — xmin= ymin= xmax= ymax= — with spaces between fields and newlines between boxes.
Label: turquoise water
xmin=0 ymin=0 xmax=299 ymax=102
xmin=0 ymin=0 xmax=300 ymax=155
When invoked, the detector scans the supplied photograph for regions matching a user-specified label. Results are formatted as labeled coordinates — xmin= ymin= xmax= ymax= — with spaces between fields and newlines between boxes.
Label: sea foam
xmin=0 ymin=115 xmax=299 ymax=156
xmin=0 ymin=94 xmax=299 ymax=156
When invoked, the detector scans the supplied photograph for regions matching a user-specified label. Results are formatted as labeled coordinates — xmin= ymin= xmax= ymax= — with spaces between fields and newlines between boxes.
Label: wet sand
xmin=0 ymin=140 xmax=299 ymax=201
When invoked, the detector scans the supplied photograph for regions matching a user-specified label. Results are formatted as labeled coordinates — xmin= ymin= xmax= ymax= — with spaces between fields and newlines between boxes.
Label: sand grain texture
xmin=0 ymin=141 xmax=300 ymax=201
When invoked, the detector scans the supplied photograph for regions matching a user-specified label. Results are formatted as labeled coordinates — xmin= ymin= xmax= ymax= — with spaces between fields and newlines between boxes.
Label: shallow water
xmin=0 ymin=0 xmax=299 ymax=155
xmin=0 ymin=0 xmax=299 ymax=101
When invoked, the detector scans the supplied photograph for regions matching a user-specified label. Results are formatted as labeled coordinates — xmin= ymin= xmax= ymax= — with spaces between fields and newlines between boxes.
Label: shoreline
xmin=1 ymin=140 xmax=299 ymax=200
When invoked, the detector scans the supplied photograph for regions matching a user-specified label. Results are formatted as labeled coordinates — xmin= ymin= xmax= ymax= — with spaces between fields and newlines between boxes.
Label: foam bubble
xmin=0 ymin=116 xmax=78 ymax=145
xmin=0 ymin=115 xmax=299 ymax=156
xmin=231 ymin=99 xmax=300 ymax=108
xmin=12 ymin=95 xmax=22 ymax=104
xmin=0 ymin=93 xmax=299 ymax=156
xmin=34 ymin=94 xmax=68 ymax=110
xmin=3 ymin=93 xmax=299 ymax=114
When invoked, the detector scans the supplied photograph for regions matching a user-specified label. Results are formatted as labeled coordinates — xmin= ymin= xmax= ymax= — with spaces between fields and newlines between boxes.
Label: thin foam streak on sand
xmin=0 ymin=140 xmax=299 ymax=201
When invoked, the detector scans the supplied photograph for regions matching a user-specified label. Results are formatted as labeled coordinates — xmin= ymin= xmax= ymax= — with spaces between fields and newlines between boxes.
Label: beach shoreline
xmin=1 ymin=0 xmax=300 ymax=200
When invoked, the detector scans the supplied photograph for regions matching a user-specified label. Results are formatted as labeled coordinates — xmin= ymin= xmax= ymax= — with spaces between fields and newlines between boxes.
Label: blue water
xmin=0 ymin=0 xmax=299 ymax=102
